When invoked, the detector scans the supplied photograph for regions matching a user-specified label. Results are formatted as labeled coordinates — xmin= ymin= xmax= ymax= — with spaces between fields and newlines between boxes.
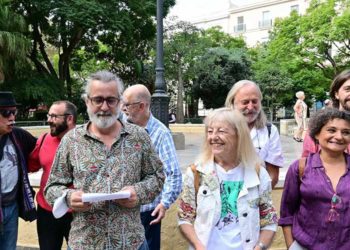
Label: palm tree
xmin=0 ymin=0 xmax=29 ymax=81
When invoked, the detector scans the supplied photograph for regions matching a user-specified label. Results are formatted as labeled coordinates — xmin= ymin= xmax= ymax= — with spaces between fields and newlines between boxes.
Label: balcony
xmin=259 ymin=19 xmax=272 ymax=29
xmin=234 ymin=23 xmax=246 ymax=33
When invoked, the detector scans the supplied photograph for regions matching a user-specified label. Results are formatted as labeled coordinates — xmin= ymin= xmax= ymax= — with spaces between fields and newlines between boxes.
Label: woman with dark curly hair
xmin=280 ymin=108 xmax=350 ymax=250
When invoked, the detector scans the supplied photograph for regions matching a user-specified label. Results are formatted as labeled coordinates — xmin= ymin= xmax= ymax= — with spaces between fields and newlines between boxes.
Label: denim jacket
xmin=178 ymin=161 xmax=277 ymax=250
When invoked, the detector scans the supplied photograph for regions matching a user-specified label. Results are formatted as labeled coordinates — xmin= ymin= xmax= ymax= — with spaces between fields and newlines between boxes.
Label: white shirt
xmin=207 ymin=164 xmax=244 ymax=250
xmin=250 ymin=124 xmax=284 ymax=168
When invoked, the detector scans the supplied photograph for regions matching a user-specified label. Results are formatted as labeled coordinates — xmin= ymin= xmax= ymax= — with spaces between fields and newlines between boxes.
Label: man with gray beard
xmin=225 ymin=80 xmax=284 ymax=188
xmin=44 ymin=71 xmax=165 ymax=250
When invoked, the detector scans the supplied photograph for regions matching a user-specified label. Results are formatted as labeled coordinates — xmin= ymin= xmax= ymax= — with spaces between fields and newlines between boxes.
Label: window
xmin=291 ymin=5 xmax=299 ymax=13
xmin=234 ymin=16 xmax=246 ymax=32
xmin=259 ymin=11 xmax=272 ymax=28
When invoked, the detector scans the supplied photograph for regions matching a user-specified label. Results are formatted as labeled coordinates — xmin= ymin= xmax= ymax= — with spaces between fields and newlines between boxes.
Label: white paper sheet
xmin=81 ymin=191 xmax=131 ymax=203
xmin=53 ymin=192 xmax=69 ymax=218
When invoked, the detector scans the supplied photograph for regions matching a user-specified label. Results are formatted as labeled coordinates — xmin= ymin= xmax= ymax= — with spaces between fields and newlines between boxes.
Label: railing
xmin=15 ymin=120 xmax=48 ymax=127
xmin=234 ymin=23 xmax=246 ymax=33
xmin=259 ymin=19 xmax=272 ymax=29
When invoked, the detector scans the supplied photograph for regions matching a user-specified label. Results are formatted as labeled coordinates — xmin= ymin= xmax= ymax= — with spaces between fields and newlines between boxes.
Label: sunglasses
xmin=0 ymin=109 xmax=18 ymax=118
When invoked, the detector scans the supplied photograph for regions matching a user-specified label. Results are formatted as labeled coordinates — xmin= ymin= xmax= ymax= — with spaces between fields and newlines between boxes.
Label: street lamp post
xmin=151 ymin=0 xmax=170 ymax=127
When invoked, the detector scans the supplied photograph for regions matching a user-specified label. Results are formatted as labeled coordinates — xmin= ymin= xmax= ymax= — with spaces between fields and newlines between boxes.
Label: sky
xmin=168 ymin=0 xmax=258 ymax=22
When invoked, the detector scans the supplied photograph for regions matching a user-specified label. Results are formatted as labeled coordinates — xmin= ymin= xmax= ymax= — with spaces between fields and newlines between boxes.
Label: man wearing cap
xmin=0 ymin=91 xmax=37 ymax=250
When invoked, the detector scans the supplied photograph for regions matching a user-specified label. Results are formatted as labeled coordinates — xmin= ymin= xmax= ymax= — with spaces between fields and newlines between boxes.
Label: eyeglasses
xmin=0 ymin=109 xmax=18 ymax=118
xmin=123 ymin=101 xmax=141 ymax=110
xmin=47 ymin=113 xmax=71 ymax=119
xmin=88 ymin=96 xmax=120 ymax=107
xmin=327 ymin=193 xmax=342 ymax=222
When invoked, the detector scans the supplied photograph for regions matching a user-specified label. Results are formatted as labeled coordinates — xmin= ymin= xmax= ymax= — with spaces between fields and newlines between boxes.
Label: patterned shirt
xmin=45 ymin=120 xmax=164 ymax=250
xmin=141 ymin=114 xmax=182 ymax=211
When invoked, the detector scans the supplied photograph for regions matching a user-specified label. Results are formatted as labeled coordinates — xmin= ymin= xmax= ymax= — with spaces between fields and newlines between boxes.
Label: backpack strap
xmin=266 ymin=122 xmax=272 ymax=138
xmin=298 ymin=157 xmax=307 ymax=180
xmin=190 ymin=164 xmax=200 ymax=203
xmin=38 ymin=133 xmax=48 ymax=153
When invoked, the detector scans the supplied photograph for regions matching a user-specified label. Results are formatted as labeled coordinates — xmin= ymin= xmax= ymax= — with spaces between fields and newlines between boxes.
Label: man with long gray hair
xmin=225 ymin=80 xmax=284 ymax=188
xmin=45 ymin=70 xmax=164 ymax=249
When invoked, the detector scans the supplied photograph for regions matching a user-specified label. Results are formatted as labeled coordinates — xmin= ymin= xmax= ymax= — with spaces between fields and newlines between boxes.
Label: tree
xmin=11 ymin=0 xmax=175 ymax=98
xmin=298 ymin=0 xmax=350 ymax=76
xmin=0 ymin=0 xmax=30 ymax=81
xmin=251 ymin=3 xmax=340 ymax=111
xmin=164 ymin=18 xmax=204 ymax=122
xmin=201 ymin=26 xmax=246 ymax=50
xmin=193 ymin=47 xmax=251 ymax=109
xmin=163 ymin=22 xmax=248 ymax=120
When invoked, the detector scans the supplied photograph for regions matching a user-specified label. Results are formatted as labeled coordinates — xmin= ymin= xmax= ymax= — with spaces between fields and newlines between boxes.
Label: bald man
xmin=123 ymin=85 xmax=182 ymax=250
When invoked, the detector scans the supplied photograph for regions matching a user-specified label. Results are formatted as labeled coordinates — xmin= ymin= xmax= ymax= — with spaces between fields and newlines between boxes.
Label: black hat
xmin=0 ymin=91 xmax=18 ymax=107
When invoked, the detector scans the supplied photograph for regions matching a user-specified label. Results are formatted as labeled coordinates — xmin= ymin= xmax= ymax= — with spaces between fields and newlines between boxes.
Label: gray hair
xmin=82 ymin=71 xmax=124 ymax=100
xmin=225 ymin=80 xmax=267 ymax=129
xmin=309 ymin=108 xmax=350 ymax=143
xmin=295 ymin=91 xmax=305 ymax=99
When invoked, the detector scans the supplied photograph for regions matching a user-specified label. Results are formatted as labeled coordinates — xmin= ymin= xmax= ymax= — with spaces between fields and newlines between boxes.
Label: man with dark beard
xmin=302 ymin=69 xmax=350 ymax=157
xmin=45 ymin=71 xmax=164 ymax=250
xmin=28 ymin=100 xmax=77 ymax=250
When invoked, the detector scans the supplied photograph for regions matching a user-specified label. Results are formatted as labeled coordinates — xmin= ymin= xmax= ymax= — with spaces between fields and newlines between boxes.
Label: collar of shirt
xmin=309 ymin=152 xmax=350 ymax=170
xmin=145 ymin=113 xmax=156 ymax=133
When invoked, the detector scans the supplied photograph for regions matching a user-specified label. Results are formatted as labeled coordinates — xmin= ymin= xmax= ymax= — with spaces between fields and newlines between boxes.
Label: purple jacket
xmin=279 ymin=152 xmax=350 ymax=250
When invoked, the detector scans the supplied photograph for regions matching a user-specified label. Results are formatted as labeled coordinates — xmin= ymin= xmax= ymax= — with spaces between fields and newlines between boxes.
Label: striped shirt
xmin=141 ymin=114 xmax=182 ymax=211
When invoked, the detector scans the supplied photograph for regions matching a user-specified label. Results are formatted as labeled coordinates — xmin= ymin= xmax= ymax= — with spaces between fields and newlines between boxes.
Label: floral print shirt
xmin=45 ymin=120 xmax=164 ymax=250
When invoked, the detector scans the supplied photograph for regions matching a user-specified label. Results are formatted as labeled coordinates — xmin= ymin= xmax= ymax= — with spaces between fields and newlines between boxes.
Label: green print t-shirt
xmin=207 ymin=163 xmax=244 ymax=250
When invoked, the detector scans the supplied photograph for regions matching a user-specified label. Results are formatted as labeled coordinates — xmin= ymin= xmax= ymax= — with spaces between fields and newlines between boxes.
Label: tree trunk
xmin=188 ymin=95 xmax=199 ymax=118
xmin=176 ymin=59 xmax=184 ymax=123
xmin=269 ymin=106 xmax=273 ymax=121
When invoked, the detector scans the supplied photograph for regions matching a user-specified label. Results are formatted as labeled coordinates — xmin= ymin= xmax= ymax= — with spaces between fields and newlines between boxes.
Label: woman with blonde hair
xmin=293 ymin=91 xmax=308 ymax=142
xmin=178 ymin=108 xmax=277 ymax=250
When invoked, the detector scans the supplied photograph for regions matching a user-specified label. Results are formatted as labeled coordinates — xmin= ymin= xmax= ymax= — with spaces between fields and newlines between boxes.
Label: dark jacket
xmin=0 ymin=127 xmax=37 ymax=224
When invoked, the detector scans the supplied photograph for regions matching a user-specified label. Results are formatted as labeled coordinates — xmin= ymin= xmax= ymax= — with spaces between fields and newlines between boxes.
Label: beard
xmin=340 ymin=99 xmax=350 ymax=112
xmin=87 ymin=106 xmax=120 ymax=129
xmin=242 ymin=109 xmax=260 ymax=124
xmin=49 ymin=120 xmax=68 ymax=136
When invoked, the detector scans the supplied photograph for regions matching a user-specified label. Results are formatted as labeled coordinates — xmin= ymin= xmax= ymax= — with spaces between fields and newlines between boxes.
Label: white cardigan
xmin=178 ymin=161 xmax=277 ymax=250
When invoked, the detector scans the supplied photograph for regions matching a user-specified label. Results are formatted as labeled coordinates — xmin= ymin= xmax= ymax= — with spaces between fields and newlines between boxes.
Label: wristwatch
xmin=257 ymin=241 xmax=268 ymax=250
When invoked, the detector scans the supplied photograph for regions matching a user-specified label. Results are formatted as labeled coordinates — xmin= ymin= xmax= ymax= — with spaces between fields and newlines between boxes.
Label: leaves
xmin=193 ymin=48 xmax=251 ymax=109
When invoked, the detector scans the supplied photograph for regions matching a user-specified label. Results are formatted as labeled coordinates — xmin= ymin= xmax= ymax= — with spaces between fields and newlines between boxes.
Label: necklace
xmin=328 ymin=193 xmax=342 ymax=222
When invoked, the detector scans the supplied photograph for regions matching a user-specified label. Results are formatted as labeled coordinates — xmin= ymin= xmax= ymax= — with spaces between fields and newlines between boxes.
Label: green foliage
xmin=251 ymin=0 xmax=349 ymax=112
xmin=0 ymin=72 xmax=65 ymax=108
xmin=193 ymin=48 xmax=251 ymax=109
xmin=0 ymin=0 xmax=30 ymax=80
xmin=162 ymin=20 xmax=249 ymax=118
xmin=10 ymin=0 xmax=175 ymax=98
xmin=201 ymin=26 xmax=247 ymax=50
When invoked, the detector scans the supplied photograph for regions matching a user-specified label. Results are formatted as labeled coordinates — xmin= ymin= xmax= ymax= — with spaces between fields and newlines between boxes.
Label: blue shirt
xmin=141 ymin=114 xmax=182 ymax=211
xmin=279 ymin=152 xmax=350 ymax=250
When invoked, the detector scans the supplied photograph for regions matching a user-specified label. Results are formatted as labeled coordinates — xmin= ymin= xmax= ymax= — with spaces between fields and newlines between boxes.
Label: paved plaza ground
xmin=18 ymin=128 xmax=302 ymax=250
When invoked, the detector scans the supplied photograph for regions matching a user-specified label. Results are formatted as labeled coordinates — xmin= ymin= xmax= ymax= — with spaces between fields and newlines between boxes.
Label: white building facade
xmin=188 ymin=0 xmax=310 ymax=47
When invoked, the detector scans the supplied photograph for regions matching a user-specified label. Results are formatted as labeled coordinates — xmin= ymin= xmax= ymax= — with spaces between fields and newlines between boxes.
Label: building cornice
xmin=229 ymin=0 xmax=297 ymax=13
xmin=191 ymin=12 xmax=229 ymax=25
